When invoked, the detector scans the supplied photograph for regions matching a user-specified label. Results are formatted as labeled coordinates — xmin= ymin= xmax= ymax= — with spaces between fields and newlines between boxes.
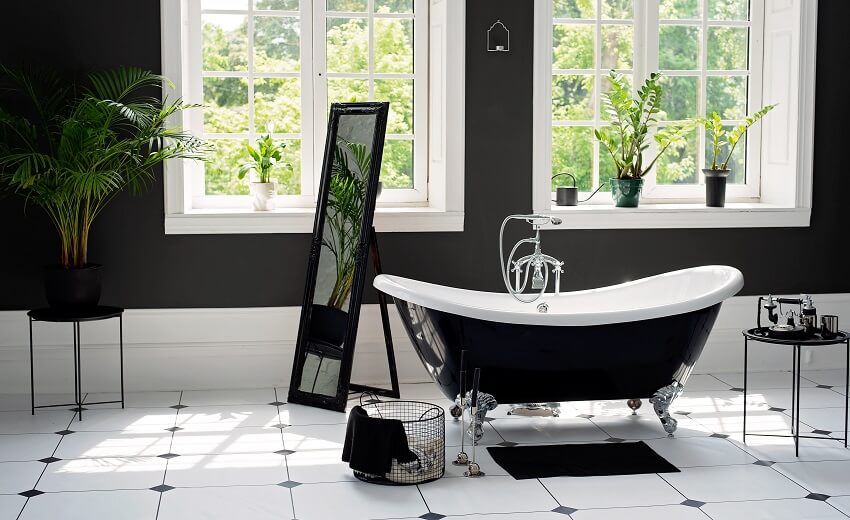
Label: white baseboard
xmin=0 ymin=294 xmax=847 ymax=395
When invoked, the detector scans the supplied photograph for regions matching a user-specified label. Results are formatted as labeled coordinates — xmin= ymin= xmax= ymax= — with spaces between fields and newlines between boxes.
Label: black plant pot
xmin=44 ymin=264 xmax=103 ymax=308
xmin=703 ymin=169 xmax=730 ymax=207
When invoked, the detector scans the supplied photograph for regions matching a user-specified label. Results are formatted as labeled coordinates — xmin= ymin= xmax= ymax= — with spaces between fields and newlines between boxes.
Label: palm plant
xmin=0 ymin=67 xmax=206 ymax=268
xmin=702 ymin=105 xmax=776 ymax=170
xmin=595 ymin=70 xmax=697 ymax=179
xmin=238 ymin=134 xmax=288 ymax=184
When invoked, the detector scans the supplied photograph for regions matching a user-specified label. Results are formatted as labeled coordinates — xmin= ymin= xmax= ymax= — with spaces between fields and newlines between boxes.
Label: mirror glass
xmin=296 ymin=112 xmax=378 ymax=397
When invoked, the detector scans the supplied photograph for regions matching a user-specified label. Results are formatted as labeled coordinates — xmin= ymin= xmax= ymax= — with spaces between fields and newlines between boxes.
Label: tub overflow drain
xmin=537 ymin=302 xmax=549 ymax=313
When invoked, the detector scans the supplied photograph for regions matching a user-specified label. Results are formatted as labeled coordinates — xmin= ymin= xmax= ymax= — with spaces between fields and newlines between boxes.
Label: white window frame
xmin=161 ymin=0 xmax=465 ymax=233
xmin=532 ymin=0 xmax=817 ymax=229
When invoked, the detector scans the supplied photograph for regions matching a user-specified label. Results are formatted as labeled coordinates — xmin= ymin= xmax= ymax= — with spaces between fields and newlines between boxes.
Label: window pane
xmin=599 ymin=73 xmax=631 ymax=121
xmin=553 ymin=0 xmax=595 ymax=19
xmin=656 ymin=128 xmax=698 ymax=184
xmin=706 ymin=76 xmax=747 ymax=120
xmin=270 ymin=139 xmax=302 ymax=195
xmin=202 ymin=15 xmax=248 ymax=72
xmin=381 ymin=139 xmax=413 ymax=189
xmin=254 ymin=78 xmax=301 ymax=134
xmin=552 ymin=75 xmax=593 ymax=121
xmin=254 ymin=16 xmax=300 ymax=73
xmin=375 ymin=0 xmax=412 ymax=13
xmin=708 ymin=27 xmax=749 ymax=70
xmin=659 ymin=0 xmax=699 ymax=19
xmin=705 ymin=127 xmax=746 ymax=183
xmin=598 ymin=148 xmax=616 ymax=190
xmin=205 ymin=140 xmax=250 ymax=195
xmin=203 ymin=78 xmax=249 ymax=133
xmin=202 ymin=0 xmax=248 ymax=9
xmin=255 ymin=0 xmax=298 ymax=9
xmin=708 ymin=0 xmax=749 ymax=21
xmin=659 ymin=75 xmax=698 ymax=121
xmin=327 ymin=0 xmax=366 ymax=11
xmin=552 ymin=126 xmax=593 ymax=191
xmin=326 ymin=18 xmax=368 ymax=73
xmin=374 ymin=18 xmax=413 ymax=74
xmin=602 ymin=0 xmax=632 ymax=19
xmin=327 ymin=78 xmax=369 ymax=109
xmin=601 ymin=25 xmax=633 ymax=69
xmin=374 ymin=79 xmax=413 ymax=134
xmin=553 ymin=25 xmax=594 ymax=69
xmin=659 ymin=25 xmax=699 ymax=70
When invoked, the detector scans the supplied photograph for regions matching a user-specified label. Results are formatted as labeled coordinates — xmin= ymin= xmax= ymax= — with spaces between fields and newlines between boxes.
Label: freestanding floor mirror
xmin=288 ymin=102 xmax=399 ymax=412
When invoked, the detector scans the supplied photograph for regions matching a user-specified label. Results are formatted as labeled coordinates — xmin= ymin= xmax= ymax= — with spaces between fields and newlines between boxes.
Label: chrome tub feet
xmin=452 ymin=391 xmax=497 ymax=441
xmin=507 ymin=403 xmax=561 ymax=417
xmin=627 ymin=399 xmax=642 ymax=415
xmin=649 ymin=382 xmax=683 ymax=436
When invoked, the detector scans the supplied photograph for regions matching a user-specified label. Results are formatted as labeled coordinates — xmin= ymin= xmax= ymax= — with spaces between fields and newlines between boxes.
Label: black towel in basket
xmin=342 ymin=405 xmax=417 ymax=475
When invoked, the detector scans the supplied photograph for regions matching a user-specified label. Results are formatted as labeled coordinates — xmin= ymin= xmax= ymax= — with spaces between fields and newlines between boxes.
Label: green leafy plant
xmin=323 ymin=138 xmax=371 ymax=310
xmin=0 ymin=67 xmax=206 ymax=268
xmin=238 ymin=134 xmax=289 ymax=184
xmin=595 ymin=70 xmax=697 ymax=179
xmin=701 ymin=105 xmax=776 ymax=170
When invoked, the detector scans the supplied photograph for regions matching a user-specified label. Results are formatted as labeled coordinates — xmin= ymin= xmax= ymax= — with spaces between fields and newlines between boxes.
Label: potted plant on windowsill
xmin=239 ymin=134 xmax=289 ymax=211
xmin=699 ymin=105 xmax=775 ymax=207
xmin=595 ymin=71 xmax=696 ymax=208
xmin=0 ymin=67 xmax=206 ymax=308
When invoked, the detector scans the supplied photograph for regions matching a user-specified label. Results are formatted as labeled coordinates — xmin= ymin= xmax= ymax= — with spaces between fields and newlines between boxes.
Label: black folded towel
xmin=342 ymin=405 xmax=416 ymax=475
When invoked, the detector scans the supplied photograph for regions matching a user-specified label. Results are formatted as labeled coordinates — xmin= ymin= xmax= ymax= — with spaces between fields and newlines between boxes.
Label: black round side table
xmin=28 ymin=306 xmax=125 ymax=420
xmin=742 ymin=328 xmax=849 ymax=457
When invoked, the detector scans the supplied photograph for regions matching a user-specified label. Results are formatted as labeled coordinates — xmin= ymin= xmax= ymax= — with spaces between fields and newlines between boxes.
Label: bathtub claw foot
xmin=462 ymin=391 xmax=497 ymax=442
xmin=649 ymin=382 xmax=683 ymax=437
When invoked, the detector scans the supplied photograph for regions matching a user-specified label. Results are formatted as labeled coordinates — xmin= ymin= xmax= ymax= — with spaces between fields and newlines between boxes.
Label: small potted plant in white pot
xmin=595 ymin=71 xmax=697 ymax=207
xmin=239 ymin=134 xmax=289 ymax=211
xmin=700 ymin=105 xmax=775 ymax=207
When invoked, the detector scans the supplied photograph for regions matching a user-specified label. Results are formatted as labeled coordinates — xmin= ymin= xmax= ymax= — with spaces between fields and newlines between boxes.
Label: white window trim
xmin=532 ymin=0 xmax=816 ymax=229
xmin=161 ymin=0 xmax=465 ymax=234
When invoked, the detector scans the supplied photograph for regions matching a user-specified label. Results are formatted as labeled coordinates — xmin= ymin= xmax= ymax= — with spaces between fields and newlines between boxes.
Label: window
xmin=533 ymin=0 xmax=816 ymax=228
xmin=162 ymin=0 xmax=465 ymax=233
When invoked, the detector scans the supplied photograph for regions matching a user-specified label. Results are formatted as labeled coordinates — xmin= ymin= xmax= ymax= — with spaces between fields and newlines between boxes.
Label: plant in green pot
xmin=699 ymin=105 xmax=775 ymax=207
xmin=595 ymin=71 xmax=696 ymax=208
xmin=238 ymin=134 xmax=289 ymax=211
xmin=0 ymin=67 xmax=206 ymax=307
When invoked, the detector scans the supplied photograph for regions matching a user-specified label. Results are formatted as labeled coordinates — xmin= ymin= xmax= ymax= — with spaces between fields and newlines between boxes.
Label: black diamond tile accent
xmin=769 ymin=407 xmax=787 ymax=412
xmin=68 ymin=407 xmax=88 ymax=412
xmin=605 ymin=437 xmax=625 ymax=443
xmin=674 ymin=411 xmax=692 ymax=416
xmin=681 ymin=499 xmax=706 ymax=508
xmin=482 ymin=416 xmax=495 ymax=422
xmin=419 ymin=514 xmax=446 ymax=520
xmin=55 ymin=429 xmax=75 ymax=436
xmin=753 ymin=460 xmax=775 ymax=467
xmin=170 ymin=404 xmax=188 ymax=410
xmin=150 ymin=484 xmax=175 ymax=493
xmin=811 ymin=429 xmax=832 ymax=436
xmin=710 ymin=433 xmax=729 ymax=439
xmin=158 ymin=453 xmax=180 ymax=459
xmin=38 ymin=457 xmax=61 ymax=464
xmin=164 ymin=427 xmax=183 ymax=433
xmin=278 ymin=480 xmax=302 ymax=489
xmin=19 ymin=489 xmax=43 ymax=498
xmin=552 ymin=506 xmax=578 ymax=515
xmin=816 ymin=384 xmax=834 ymax=389
xmin=729 ymin=387 xmax=744 ymax=392
xmin=275 ymin=449 xmax=295 ymax=456
xmin=269 ymin=401 xmax=286 ymax=406
xmin=497 ymin=441 xmax=518 ymax=447
xmin=806 ymin=493 xmax=830 ymax=501
xmin=271 ymin=423 xmax=290 ymax=429
xmin=577 ymin=414 xmax=594 ymax=419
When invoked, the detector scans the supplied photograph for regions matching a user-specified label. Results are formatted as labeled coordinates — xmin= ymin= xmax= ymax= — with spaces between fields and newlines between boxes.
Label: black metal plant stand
xmin=742 ymin=328 xmax=849 ymax=457
xmin=28 ymin=306 xmax=125 ymax=420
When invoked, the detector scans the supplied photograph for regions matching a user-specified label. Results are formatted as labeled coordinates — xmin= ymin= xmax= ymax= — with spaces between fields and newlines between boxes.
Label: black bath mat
xmin=487 ymin=441 xmax=679 ymax=479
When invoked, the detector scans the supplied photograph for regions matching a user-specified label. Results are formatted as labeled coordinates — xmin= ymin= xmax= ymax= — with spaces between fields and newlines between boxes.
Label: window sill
xmin=164 ymin=207 xmax=465 ymax=234
xmin=537 ymin=202 xmax=811 ymax=229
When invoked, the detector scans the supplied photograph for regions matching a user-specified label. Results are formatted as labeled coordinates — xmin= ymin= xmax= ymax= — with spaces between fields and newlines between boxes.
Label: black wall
xmin=0 ymin=1 xmax=845 ymax=310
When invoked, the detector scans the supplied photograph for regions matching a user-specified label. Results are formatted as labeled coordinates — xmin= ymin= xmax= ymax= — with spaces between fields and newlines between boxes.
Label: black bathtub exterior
xmin=393 ymin=299 xmax=722 ymax=404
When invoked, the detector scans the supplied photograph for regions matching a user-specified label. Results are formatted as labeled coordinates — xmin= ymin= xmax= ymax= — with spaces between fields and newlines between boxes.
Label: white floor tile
xmin=735 ymin=435 xmax=850 ymax=463
xmin=443 ymin=447 xmax=509 ymax=478
xmin=37 ymin=456 xmax=167 ymax=492
xmin=444 ymin=420 xmax=503 ymax=447
xmin=675 ymin=390 xmax=767 ymax=414
xmin=0 ymin=461 xmax=44 ymax=494
xmin=774 ymin=459 xmax=850 ymax=496
xmin=54 ymin=430 xmax=173 ymax=459
xmin=418 ymin=475 xmax=558 ymax=516
xmin=490 ymin=417 xmax=609 ymax=444
xmin=173 ymin=405 xmax=281 ymax=432
xmin=158 ymin=485 xmax=293 ymax=520
xmin=18 ymin=489 xmax=160 ymax=520
xmin=164 ymin=453 xmax=287 ymax=487
xmin=170 ymin=427 xmax=284 ymax=455
xmin=278 ymin=403 xmax=349 ymax=426
xmin=69 ymin=408 xmax=177 ymax=433
xmin=643 ymin=436 xmax=756 ymax=467
xmin=702 ymin=498 xmax=847 ymax=520
xmin=752 ymin=387 xmax=847 ymax=410
xmin=0 ymin=411 xmax=75 ymax=435
xmin=440 ymin=514 xmax=567 ymax=520
xmin=281 ymin=424 xmax=347 ymax=451
xmin=828 ymin=496 xmax=850 ymax=516
xmin=803 ymin=370 xmax=848 ymax=389
xmin=686 ymin=374 xmax=737 ymax=391
xmin=714 ymin=371 xmax=817 ymax=389
xmin=84 ymin=391 xmax=181 ymax=408
xmin=285 ymin=448 xmax=359 ymax=484
xmin=589 ymin=413 xmax=711 ymax=440
xmin=292 ymin=480 xmax=427 ymax=520
xmin=688 ymin=409 xmax=796 ymax=435
xmin=661 ymin=464 xmax=808 ymax=502
xmin=797 ymin=408 xmax=849 ymax=432
xmin=567 ymin=399 xmax=635 ymax=418
xmin=180 ymin=389 xmax=278 ymax=406
xmin=542 ymin=473 xmax=683 ymax=509
xmin=571 ymin=504 xmax=712 ymax=520
xmin=0 ymin=433 xmax=59 ymax=462
xmin=0 ymin=494 xmax=25 ymax=519
xmin=1 ymin=394 xmax=76 ymax=413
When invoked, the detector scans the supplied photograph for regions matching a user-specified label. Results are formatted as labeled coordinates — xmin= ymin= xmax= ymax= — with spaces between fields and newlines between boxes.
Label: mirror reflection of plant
xmin=323 ymin=138 xmax=371 ymax=310
xmin=238 ymin=134 xmax=289 ymax=183
xmin=0 ymin=67 xmax=207 ymax=268
xmin=700 ymin=105 xmax=775 ymax=170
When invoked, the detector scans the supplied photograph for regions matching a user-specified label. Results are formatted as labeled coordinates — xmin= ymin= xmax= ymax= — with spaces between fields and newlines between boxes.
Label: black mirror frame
xmin=287 ymin=102 xmax=390 ymax=412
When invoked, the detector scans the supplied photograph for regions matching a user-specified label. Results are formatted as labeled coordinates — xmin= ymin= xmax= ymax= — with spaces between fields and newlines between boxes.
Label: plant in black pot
xmin=595 ymin=71 xmax=696 ymax=208
xmin=0 ymin=67 xmax=206 ymax=307
xmin=700 ymin=105 xmax=775 ymax=207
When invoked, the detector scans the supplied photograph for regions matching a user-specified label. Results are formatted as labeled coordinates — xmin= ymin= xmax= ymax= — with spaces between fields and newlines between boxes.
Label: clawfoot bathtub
xmin=374 ymin=266 xmax=744 ymax=438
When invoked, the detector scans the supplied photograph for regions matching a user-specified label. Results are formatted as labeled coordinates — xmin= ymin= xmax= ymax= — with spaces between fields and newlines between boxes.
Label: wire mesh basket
xmin=354 ymin=400 xmax=445 ymax=485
